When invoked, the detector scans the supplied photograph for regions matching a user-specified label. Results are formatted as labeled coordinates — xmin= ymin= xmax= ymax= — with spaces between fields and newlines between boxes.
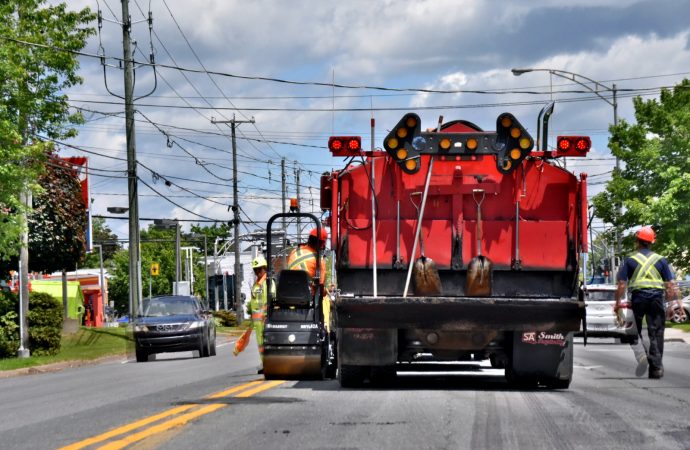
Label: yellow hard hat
xmin=251 ymin=256 xmax=267 ymax=269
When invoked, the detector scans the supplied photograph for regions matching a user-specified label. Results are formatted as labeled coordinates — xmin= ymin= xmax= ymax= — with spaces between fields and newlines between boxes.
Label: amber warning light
xmin=328 ymin=136 xmax=363 ymax=157
xmin=555 ymin=136 xmax=591 ymax=157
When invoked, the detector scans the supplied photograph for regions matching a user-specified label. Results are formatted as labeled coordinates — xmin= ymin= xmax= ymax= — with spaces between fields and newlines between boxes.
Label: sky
xmin=55 ymin=0 xmax=690 ymax=245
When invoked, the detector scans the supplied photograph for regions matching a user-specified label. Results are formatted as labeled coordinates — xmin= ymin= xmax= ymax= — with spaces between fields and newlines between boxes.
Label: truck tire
xmin=370 ymin=365 xmax=396 ymax=386
xmin=339 ymin=364 xmax=367 ymax=388
xmin=544 ymin=378 xmax=571 ymax=389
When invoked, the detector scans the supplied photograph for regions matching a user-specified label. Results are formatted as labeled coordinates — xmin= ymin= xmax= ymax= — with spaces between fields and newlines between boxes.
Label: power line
xmin=5 ymin=35 xmax=686 ymax=97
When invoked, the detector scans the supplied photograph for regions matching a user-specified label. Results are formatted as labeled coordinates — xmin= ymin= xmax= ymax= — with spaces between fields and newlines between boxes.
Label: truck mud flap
xmin=508 ymin=331 xmax=574 ymax=388
xmin=336 ymin=296 xmax=583 ymax=332
xmin=338 ymin=328 xmax=397 ymax=366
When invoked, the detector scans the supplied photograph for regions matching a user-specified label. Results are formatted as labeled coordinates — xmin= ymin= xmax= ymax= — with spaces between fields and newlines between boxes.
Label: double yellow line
xmin=60 ymin=379 xmax=284 ymax=450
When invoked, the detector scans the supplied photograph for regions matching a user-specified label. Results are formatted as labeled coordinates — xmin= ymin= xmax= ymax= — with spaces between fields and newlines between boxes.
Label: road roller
xmin=262 ymin=212 xmax=336 ymax=380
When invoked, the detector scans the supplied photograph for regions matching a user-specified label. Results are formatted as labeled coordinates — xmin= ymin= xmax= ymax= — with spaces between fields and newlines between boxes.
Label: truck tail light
xmin=329 ymin=136 xmax=363 ymax=157
xmin=555 ymin=136 xmax=591 ymax=157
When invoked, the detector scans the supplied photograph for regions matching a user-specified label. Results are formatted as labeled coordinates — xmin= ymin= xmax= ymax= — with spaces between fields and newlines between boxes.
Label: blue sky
xmin=58 ymin=0 xmax=690 ymax=241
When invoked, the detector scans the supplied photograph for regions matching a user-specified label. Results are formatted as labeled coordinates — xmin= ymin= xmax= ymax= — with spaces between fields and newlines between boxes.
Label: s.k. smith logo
xmin=521 ymin=331 xmax=566 ymax=346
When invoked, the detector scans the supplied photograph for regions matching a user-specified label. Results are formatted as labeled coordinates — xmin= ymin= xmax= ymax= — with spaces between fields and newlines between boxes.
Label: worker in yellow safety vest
xmin=614 ymin=226 xmax=685 ymax=379
xmin=287 ymin=227 xmax=332 ymax=332
xmin=247 ymin=256 xmax=275 ymax=372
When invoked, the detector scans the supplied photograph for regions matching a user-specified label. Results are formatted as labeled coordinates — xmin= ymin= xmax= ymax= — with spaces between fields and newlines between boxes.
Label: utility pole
xmin=295 ymin=162 xmax=301 ymax=241
xmin=175 ymin=220 xmax=181 ymax=292
xmin=211 ymin=115 xmax=254 ymax=324
xmin=281 ymin=158 xmax=287 ymax=247
xmin=17 ymin=234 xmax=30 ymax=358
xmin=121 ymin=0 xmax=142 ymax=319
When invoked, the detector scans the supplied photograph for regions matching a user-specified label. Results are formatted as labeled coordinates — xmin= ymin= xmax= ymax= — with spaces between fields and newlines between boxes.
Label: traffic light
xmin=555 ymin=136 xmax=591 ymax=157
xmin=382 ymin=112 xmax=534 ymax=174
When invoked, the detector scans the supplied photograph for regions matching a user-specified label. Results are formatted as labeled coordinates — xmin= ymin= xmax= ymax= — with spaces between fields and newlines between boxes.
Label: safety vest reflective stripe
xmin=629 ymin=251 xmax=664 ymax=290
xmin=288 ymin=248 xmax=315 ymax=271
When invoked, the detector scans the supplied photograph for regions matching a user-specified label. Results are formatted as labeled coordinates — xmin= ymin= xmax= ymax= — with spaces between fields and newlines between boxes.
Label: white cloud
xmin=45 ymin=0 xmax=690 ymax=239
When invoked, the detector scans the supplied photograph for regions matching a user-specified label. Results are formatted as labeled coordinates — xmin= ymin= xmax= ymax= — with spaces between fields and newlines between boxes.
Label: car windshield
xmin=142 ymin=298 xmax=196 ymax=317
xmin=586 ymin=290 xmax=615 ymax=302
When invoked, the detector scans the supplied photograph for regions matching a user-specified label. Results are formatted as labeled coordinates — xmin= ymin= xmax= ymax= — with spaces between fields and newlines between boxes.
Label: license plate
xmin=589 ymin=324 xmax=609 ymax=331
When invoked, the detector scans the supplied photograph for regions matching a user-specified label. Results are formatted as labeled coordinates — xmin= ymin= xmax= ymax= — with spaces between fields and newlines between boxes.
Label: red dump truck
xmin=322 ymin=103 xmax=589 ymax=388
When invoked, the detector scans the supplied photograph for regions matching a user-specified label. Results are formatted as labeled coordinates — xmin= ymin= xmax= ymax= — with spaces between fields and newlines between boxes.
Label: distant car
xmin=579 ymin=284 xmax=637 ymax=343
xmin=133 ymin=295 xmax=216 ymax=362
xmin=666 ymin=295 xmax=690 ymax=324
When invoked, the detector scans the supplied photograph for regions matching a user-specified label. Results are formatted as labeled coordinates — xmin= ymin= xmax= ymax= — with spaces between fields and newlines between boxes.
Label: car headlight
xmin=134 ymin=324 xmax=149 ymax=332
xmin=184 ymin=321 xmax=205 ymax=330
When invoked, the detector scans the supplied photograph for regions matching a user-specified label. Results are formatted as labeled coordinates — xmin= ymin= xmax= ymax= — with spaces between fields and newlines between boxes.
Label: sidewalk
xmin=665 ymin=327 xmax=690 ymax=343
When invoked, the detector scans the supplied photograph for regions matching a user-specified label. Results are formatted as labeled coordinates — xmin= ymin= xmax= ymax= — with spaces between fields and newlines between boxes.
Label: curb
xmin=0 ymin=354 xmax=125 ymax=379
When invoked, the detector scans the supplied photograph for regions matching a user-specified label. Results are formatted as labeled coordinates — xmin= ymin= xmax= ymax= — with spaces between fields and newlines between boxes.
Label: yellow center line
xmin=98 ymin=380 xmax=285 ymax=450
xmin=235 ymin=380 xmax=285 ymax=397
xmin=59 ymin=379 xmax=267 ymax=450
xmin=96 ymin=403 xmax=227 ymax=450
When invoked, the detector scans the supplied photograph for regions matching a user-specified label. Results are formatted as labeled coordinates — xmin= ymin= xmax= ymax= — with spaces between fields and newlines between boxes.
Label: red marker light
xmin=576 ymin=137 xmax=591 ymax=151
xmin=555 ymin=136 xmax=591 ymax=157
xmin=328 ymin=136 xmax=363 ymax=156
xmin=558 ymin=137 xmax=572 ymax=150
xmin=347 ymin=138 xmax=360 ymax=151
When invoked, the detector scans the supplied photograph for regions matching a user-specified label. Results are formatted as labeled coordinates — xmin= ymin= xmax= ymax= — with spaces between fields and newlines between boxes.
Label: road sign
xmin=151 ymin=263 xmax=160 ymax=276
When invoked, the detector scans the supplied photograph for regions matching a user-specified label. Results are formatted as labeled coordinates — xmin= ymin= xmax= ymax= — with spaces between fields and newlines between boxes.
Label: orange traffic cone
xmin=233 ymin=327 xmax=252 ymax=356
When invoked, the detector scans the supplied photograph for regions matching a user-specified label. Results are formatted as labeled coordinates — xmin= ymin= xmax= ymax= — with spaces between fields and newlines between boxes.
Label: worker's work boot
xmin=648 ymin=367 xmax=663 ymax=379
xmin=635 ymin=354 xmax=648 ymax=378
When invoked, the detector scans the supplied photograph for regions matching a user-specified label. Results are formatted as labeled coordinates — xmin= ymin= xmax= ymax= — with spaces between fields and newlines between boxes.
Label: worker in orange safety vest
xmin=287 ymin=227 xmax=332 ymax=332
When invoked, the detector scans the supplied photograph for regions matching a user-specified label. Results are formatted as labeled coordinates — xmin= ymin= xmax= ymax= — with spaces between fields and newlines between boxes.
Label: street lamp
xmin=511 ymin=67 xmax=618 ymax=153
xmin=107 ymin=206 xmax=129 ymax=214
xmin=512 ymin=67 xmax=621 ymax=276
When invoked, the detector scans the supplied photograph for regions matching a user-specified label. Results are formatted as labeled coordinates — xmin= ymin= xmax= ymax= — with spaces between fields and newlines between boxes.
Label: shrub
xmin=212 ymin=309 xmax=238 ymax=327
xmin=27 ymin=292 xmax=63 ymax=356
xmin=0 ymin=291 xmax=19 ymax=358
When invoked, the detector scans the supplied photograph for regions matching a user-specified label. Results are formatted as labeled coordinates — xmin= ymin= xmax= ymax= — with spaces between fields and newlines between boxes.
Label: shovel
xmin=466 ymin=189 xmax=493 ymax=296
xmin=410 ymin=192 xmax=442 ymax=296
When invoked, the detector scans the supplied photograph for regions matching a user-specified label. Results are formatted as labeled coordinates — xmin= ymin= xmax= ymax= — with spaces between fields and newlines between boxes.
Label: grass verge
xmin=0 ymin=327 xmax=130 ymax=371
xmin=666 ymin=322 xmax=690 ymax=332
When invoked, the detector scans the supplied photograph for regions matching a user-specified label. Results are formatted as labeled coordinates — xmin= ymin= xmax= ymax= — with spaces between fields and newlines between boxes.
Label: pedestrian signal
xmin=151 ymin=263 xmax=160 ymax=276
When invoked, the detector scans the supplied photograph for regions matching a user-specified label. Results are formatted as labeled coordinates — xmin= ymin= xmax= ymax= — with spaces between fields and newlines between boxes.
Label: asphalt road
xmin=1 ymin=334 xmax=689 ymax=450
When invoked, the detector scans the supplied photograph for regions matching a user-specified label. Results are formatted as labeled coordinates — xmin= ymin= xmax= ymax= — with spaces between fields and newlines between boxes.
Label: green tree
xmin=108 ymin=225 xmax=215 ymax=315
xmin=0 ymin=154 xmax=87 ymax=274
xmin=592 ymin=79 xmax=690 ymax=272
xmin=29 ymin=154 xmax=87 ymax=272
xmin=0 ymin=0 xmax=95 ymax=264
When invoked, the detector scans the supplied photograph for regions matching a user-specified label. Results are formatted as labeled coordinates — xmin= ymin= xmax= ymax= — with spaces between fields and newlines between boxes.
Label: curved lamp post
xmin=512 ymin=67 xmax=621 ymax=277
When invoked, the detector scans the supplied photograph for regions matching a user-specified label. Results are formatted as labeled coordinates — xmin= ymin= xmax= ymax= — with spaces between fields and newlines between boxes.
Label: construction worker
xmin=287 ymin=227 xmax=332 ymax=331
xmin=614 ymin=226 xmax=685 ymax=379
xmin=247 ymin=256 xmax=275 ymax=372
